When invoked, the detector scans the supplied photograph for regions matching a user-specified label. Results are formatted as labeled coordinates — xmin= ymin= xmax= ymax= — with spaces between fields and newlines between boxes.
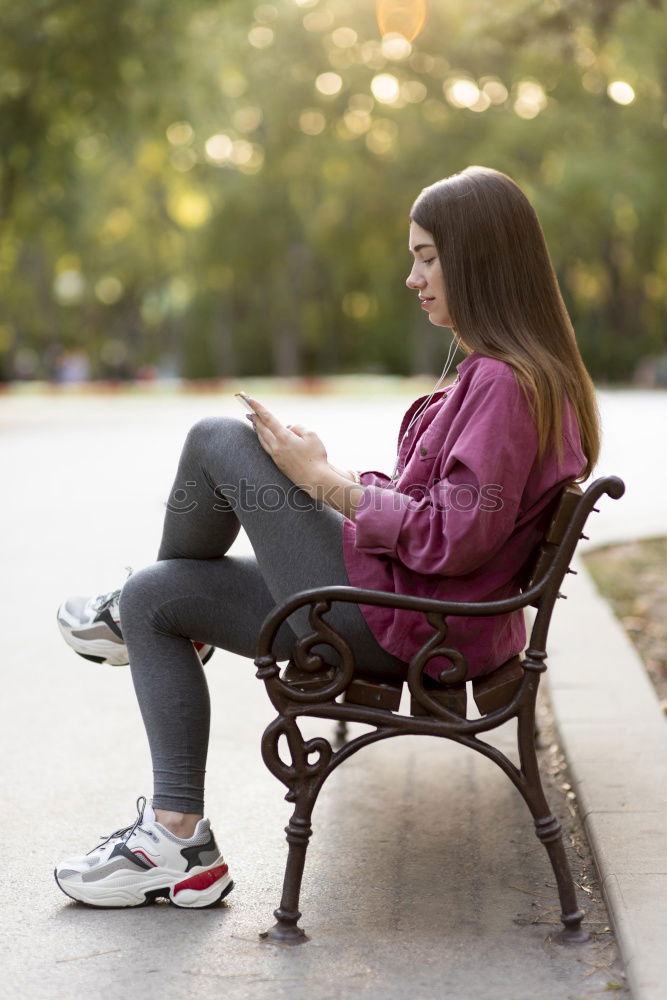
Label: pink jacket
xmin=341 ymin=351 xmax=587 ymax=680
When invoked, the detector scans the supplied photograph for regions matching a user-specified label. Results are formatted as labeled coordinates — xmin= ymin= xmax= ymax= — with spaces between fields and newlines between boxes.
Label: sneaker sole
xmin=56 ymin=615 xmax=215 ymax=667
xmin=54 ymin=866 xmax=234 ymax=909
xmin=56 ymin=616 xmax=129 ymax=666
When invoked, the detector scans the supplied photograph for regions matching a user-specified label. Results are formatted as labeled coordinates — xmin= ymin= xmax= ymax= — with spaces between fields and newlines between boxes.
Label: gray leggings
xmin=118 ymin=416 xmax=406 ymax=814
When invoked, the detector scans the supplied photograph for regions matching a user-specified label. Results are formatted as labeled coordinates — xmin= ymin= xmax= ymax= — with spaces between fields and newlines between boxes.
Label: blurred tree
xmin=0 ymin=0 xmax=222 ymax=377
xmin=0 ymin=0 xmax=664 ymax=382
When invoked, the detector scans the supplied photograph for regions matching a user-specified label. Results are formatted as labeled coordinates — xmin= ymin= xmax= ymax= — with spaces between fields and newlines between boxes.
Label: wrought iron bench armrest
xmin=256 ymin=475 xmax=624 ymax=665
xmin=254 ymin=476 xmax=624 ymax=714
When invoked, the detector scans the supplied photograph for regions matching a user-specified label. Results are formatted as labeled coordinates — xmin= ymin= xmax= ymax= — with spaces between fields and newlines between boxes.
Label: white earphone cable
xmin=403 ymin=331 xmax=461 ymax=437
xmin=391 ymin=331 xmax=462 ymax=479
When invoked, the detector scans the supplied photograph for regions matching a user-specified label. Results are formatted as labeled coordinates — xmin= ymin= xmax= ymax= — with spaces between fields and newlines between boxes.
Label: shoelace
xmin=91 ymin=566 xmax=133 ymax=613
xmin=87 ymin=795 xmax=148 ymax=856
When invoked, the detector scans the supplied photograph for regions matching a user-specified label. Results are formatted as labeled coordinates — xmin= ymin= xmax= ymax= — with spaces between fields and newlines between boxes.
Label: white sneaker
xmin=56 ymin=570 xmax=214 ymax=667
xmin=54 ymin=797 xmax=234 ymax=908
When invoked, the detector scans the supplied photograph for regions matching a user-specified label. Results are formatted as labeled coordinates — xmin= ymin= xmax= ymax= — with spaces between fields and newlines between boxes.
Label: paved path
xmin=544 ymin=386 xmax=667 ymax=1000
xmin=2 ymin=384 xmax=663 ymax=1000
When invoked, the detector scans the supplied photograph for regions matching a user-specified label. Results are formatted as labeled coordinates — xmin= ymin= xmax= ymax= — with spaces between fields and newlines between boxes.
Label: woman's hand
xmin=244 ymin=396 xmax=329 ymax=489
xmin=244 ymin=396 xmax=364 ymax=519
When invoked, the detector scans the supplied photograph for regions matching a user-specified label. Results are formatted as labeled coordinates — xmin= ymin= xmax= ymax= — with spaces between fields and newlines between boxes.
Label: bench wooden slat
xmin=472 ymin=655 xmax=523 ymax=714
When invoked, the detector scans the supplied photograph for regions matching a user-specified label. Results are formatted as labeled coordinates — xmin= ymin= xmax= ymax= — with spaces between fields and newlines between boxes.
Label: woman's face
xmin=406 ymin=221 xmax=453 ymax=328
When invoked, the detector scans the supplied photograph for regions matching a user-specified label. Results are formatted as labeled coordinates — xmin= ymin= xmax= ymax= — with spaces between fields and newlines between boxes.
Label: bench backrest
xmin=520 ymin=482 xmax=583 ymax=608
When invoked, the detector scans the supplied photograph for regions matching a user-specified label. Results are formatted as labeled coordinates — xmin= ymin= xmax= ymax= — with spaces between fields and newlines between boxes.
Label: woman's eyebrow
xmin=409 ymin=242 xmax=436 ymax=254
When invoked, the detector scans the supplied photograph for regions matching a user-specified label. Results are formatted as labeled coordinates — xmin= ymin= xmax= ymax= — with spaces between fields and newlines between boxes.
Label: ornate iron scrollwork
xmin=407 ymin=610 xmax=470 ymax=722
xmin=266 ymin=599 xmax=357 ymax=705
xmin=261 ymin=715 xmax=334 ymax=802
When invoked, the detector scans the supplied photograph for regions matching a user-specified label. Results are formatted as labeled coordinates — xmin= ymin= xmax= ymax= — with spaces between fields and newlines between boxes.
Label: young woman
xmin=54 ymin=165 xmax=600 ymax=909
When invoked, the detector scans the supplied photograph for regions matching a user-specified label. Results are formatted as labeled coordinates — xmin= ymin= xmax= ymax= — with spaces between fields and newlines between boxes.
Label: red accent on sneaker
xmin=173 ymin=863 xmax=229 ymax=895
xmin=132 ymin=849 xmax=157 ymax=867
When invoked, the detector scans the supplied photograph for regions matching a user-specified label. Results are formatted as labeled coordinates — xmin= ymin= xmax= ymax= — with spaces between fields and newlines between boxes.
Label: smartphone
xmin=234 ymin=391 xmax=255 ymax=413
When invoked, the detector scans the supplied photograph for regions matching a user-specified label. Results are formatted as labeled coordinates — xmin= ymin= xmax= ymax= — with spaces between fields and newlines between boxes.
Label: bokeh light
xmin=469 ymin=91 xmax=491 ymax=113
xmin=331 ymin=27 xmax=358 ymax=48
xmin=444 ymin=78 xmax=480 ymax=109
xmin=360 ymin=40 xmax=386 ymax=71
xmin=365 ymin=119 xmax=398 ymax=155
xmin=254 ymin=5 xmax=278 ymax=23
xmin=315 ymin=72 xmax=343 ymax=96
xmin=95 ymin=276 xmax=124 ymax=305
xmin=230 ymin=140 xmax=255 ymax=165
xmin=381 ymin=32 xmax=412 ymax=61
xmin=513 ymin=80 xmax=548 ymax=119
xmin=608 ymin=80 xmax=635 ymax=105
xmin=53 ymin=270 xmax=85 ymax=305
xmin=342 ymin=291 xmax=372 ymax=318
xmin=101 ymin=208 xmax=133 ymax=244
xmin=205 ymin=134 xmax=233 ymax=163
xmin=481 ymin=78 xmax=509 ymax=104
xmin=166 ymin=189 xmax=212 ymax=228
xmin=237 ymin=146 xmax=264 ymax=174
xmin=303 ymin=10 xmax=334 ymax=31
xmin=371 ymin=73 xmax=400 ymax=104
xmin=299 ymin=109 xmax=327 ymax=135
xmin=342 ymin=109 xmax=372 ymax=135
xmin=219 ymin=69 xmax=247 ymax=98
xmin=248 ymin=25 xmax=274 ymax=48
xmin=233 ymin=106 xmax=263 ymax=132
xmin=166 ymin=121 xmax=194 ymax=146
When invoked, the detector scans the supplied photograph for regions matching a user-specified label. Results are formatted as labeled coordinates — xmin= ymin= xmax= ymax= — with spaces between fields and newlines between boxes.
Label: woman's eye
xmin=423 ymin=257 xmax=436 ymax=265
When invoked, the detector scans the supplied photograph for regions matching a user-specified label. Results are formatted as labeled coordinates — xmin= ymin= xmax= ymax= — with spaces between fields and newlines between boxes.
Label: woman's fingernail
xmin=245 ymin=413 xmax=255 ymax=423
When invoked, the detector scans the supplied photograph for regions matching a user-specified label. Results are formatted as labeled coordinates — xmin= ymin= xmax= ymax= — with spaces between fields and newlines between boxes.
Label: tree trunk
xmin=210 ymin=296 xmax=238 ymax=378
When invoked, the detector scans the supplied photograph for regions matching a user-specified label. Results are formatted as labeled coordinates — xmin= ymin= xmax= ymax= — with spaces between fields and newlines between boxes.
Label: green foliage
xmin=1 ymin=0 xmax=665 ymax=381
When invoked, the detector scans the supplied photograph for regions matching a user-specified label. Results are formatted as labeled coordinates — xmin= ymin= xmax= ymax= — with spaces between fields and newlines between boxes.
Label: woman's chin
xmin=427 ymin=313 xmax=451 ymax=328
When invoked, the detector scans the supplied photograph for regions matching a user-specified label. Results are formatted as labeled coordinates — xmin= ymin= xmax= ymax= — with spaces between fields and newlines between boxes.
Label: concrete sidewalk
xmin=546 ymin=385 xmax=667 ymax=1000
xmin=1 ymin=386 xmax=664 ymax=999
xmin=546 ymin=556 xmax=667 ymax=1000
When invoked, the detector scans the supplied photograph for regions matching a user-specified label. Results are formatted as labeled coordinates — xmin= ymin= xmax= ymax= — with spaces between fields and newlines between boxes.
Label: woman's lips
xmin=420 ymin=296 xmax=435 ymax=309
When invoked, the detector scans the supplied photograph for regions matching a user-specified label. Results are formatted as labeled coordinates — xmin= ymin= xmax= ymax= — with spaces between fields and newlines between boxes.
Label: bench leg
xmin=334 ymin=719 xmax=349 ymax=746
xmin=260 ymin=799 xmax=314 ymax=945
xmin=260 ymin=716 xmax=333 ymax=945
xmin=534 ymin=816 xmax=588 ymax=943
xmin=517 ymin=709 xmax=589 ymax=943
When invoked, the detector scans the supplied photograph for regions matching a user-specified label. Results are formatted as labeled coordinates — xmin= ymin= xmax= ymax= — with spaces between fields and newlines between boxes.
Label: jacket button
xmin=419 ymin=446 xmax=427 ymax=456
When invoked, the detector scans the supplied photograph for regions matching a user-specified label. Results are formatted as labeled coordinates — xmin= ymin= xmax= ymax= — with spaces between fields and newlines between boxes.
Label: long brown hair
xmin=410 ymin=166 xmax=600 ymax=481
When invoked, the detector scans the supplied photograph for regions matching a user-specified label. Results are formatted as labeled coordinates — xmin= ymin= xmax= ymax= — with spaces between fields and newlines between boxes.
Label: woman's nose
xmin=406 ymin=267 xmax=424 ymax=290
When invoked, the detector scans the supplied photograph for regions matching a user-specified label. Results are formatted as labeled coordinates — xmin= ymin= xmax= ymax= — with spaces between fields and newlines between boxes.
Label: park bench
xmin=254 ymin=474 xmax=625 ymax=945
